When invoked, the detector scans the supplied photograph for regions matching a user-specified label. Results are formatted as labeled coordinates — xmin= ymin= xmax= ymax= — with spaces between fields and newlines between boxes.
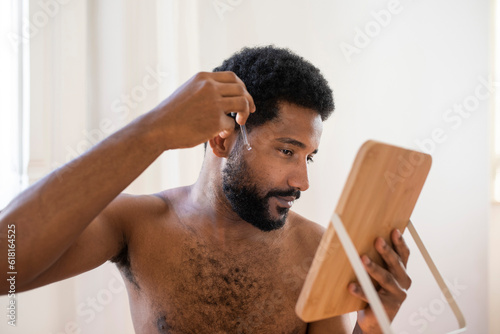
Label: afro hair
xmin=213 ymin=45 xmax=334 ymax=130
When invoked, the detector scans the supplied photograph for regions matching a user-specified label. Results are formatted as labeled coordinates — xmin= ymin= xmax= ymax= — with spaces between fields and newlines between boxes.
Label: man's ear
xmin=208 ymin=133 xmax=235 ymax=158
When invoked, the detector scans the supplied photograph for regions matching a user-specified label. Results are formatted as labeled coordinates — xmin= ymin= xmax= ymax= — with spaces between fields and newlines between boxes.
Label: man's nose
xmin=288 ymin=160 xmax=310 ymax=192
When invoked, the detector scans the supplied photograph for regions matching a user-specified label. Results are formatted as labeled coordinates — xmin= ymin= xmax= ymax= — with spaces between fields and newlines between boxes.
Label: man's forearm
xmin=0 ymin=113 xmax=163 ymax=288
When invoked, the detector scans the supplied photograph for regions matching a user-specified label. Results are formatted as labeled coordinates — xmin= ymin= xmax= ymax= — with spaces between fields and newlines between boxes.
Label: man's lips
xmin=273 ymin=196 xmax=296 ymax=208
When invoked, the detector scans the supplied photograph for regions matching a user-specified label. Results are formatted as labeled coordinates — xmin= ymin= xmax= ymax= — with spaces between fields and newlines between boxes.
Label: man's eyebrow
xmin=274 ymin=137 xmax=319 ymax=154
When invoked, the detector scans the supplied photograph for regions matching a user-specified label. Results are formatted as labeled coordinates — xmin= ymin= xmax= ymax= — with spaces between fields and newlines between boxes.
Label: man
xmin=0 ymin=46 xmax=411 ymax=333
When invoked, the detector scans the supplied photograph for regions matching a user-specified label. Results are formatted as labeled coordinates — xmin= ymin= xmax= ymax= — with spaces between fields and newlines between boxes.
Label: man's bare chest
xmin=121 ymin=227 xmax=308 ymax=333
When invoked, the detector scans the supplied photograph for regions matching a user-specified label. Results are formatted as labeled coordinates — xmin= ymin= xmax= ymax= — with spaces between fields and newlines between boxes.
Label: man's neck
xmin=188 ymin=179 xmax=272 ymax=248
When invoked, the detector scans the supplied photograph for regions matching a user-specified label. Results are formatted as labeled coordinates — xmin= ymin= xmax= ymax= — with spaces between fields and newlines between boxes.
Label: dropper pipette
xmin=230 ymin=112 xmax=252 ymax=150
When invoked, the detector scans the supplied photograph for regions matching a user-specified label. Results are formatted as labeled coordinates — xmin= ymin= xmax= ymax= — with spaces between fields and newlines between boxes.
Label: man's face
xmin=222 ymin=103 xmax=323 ymax=231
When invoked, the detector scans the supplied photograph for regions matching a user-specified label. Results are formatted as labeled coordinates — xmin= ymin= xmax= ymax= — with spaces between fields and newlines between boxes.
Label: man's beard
xmin=222 ymin=139 xmax=301 ymax=232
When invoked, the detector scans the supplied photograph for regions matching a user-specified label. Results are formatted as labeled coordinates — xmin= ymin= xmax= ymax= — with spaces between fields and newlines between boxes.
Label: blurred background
xmin=0 ymin=0 xmax=498 ymax=333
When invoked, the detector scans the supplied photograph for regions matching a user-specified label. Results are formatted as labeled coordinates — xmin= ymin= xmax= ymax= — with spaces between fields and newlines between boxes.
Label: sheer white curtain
xmin=0 ymin=0 xmax=27 ymax=209
xmin=494 ymin=1 xmax=500 ymax=203
xmin=490 ymin=2 xmax=500 ymax=333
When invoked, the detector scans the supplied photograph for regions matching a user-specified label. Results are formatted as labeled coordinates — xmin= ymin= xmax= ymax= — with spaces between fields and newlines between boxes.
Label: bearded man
xmin=0 ymin=46 xmax=411 ymax=333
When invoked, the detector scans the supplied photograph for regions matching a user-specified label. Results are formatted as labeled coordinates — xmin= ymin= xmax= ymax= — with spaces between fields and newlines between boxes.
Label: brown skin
xmin=0 ymin=72 xmax=411 ymax=333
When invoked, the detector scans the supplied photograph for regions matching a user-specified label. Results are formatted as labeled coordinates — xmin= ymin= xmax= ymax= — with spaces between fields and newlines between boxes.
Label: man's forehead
xmin=255 ymin=103 xmax=323 ymax=148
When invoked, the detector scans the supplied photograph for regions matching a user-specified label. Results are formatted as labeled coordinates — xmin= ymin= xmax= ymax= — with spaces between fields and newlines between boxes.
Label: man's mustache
xmin=266 ymin=188 xmax=301 ymax=201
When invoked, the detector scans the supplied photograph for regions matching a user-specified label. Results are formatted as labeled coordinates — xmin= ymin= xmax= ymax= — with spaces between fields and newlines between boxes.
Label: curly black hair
xmin=213 ymin=45 xmax=335 ymax=130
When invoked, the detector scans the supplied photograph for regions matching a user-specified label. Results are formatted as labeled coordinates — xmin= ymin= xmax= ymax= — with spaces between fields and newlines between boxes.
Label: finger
xmin=347 ymin=282 xmax=392 ymax=304
xmin=216 ymin=83 xmax=255 ymax=120
xmin=218 ymin=115 xmax=235 ymax=139
xmin=220 ymin=96 xmax=249 ymax=113
xmin=229 ymin=93 xmax=255 ymax=120
xmin=235 ymin=109 xmax=251 ymax=126
xmin=220 ymin=97 xmax=251 ymax=125
xmin=218 ymin=129 xmax=233 ymax=139
xmin=348 ymin=281 xmax=406 ymax=321
xmin=210 ymin=71 xmax=243 ymax=84
xmin=391 ymin=229 xmax=410 ymax=267
xmin=246 ymin=92 xmax=256 ymax=115
xmin=218 ymin=83 xmax=247 ymax=97
xmin=361 ymin=255 xmax=406 ymax=299
xmin=243 ymin=84 xmax=255 ymax=114
xmin=374 ymin=237 xmax=411 ymax=290
xmin=214 ymin=80 xmax=255 ymax=114
xmin=348 ymin=282 xmax=368 ymax=303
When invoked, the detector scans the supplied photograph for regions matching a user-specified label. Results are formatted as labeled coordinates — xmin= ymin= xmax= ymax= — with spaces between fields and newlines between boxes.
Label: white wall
xmin=0 ymin=0 xmax=493 ymax=333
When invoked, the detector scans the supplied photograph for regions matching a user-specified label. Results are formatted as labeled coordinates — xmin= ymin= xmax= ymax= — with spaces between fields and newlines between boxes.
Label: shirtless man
xmin=0 ymin=46 xmax=411 ymax=333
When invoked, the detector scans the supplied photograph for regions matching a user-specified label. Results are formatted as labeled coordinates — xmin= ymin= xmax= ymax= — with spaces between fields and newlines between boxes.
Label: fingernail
xmin=362 ymin=256 xmax=371 ymax=265
xmin=395 ymin=229 xmax=402 ymax=239
xmin=380 ymin=238 xmax=387 ymax=248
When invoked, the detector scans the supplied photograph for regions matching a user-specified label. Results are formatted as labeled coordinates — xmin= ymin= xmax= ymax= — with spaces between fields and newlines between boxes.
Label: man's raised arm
xmin=0 ymin=71 xmax=255 ymax=293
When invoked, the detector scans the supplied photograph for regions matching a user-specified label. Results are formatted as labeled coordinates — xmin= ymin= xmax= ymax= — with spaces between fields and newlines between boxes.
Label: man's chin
xmin=248 ymin=216 xmax=287 ymax=232
xmin=248 ymin=210 xmax=289 ymax=232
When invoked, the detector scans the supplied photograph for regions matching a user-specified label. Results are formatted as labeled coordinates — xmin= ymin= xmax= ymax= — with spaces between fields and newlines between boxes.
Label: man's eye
xmin=280 ymin=149 xmax=293 ymax=156
xmin=307 ymin=156 xmax=315 ymax=164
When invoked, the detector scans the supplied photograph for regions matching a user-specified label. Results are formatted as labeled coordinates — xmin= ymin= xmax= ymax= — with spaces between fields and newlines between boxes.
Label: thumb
xmin=219 ymin=115 xmax=235 ymax=139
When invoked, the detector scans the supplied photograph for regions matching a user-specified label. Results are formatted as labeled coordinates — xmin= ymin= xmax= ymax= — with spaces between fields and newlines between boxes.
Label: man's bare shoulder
xmin=106 ymin=192 xmax=170 ymax=220
xmin=104 ymin=188 xmax=187 ymax=233
xmin=286 ymin=211 xmax=326 ymax=255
